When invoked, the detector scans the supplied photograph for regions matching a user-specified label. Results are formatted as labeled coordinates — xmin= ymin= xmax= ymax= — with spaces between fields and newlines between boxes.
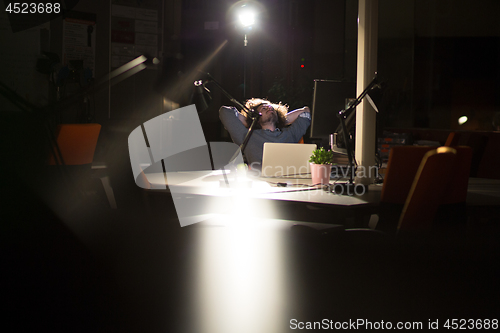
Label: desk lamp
xmin=330 ymin=73 xmax=383 ymax=195
xmin=193 ymin=72 xmax=261 ymax=163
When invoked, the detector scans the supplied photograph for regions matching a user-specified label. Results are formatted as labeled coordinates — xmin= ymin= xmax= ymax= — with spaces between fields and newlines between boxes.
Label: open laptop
xmin=261 ymin=142 xmax=317 ymax=178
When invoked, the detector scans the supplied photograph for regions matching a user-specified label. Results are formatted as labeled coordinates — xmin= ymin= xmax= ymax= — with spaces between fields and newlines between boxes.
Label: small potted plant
xmin=309 ymin=147 xmax=334 ymax=185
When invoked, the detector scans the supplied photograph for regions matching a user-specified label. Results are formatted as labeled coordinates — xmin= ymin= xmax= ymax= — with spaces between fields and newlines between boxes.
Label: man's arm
xmin=219 ymin=106 xmax=249 ymax=145
xmin=237 ymin=110 xmax=249 ymax=127
xmin=283 ymin=106 xmax=311 ymax=142
xmin=285 ymin=106 xmax=311 ymax=125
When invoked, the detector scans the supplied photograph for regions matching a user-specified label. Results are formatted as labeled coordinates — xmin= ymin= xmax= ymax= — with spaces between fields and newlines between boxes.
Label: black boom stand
xmin=329 ymin=74 xmax=381 ymax=195
xmin=194 ymin=72 xmax=260 ymax=163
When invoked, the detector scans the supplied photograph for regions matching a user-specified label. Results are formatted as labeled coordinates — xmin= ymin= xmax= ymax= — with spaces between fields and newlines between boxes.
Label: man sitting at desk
xmin=219 ymin=98 xmax=311 ymax=169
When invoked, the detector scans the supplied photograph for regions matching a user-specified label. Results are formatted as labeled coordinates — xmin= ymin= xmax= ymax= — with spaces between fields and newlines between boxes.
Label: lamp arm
xmin=337 ymin=108 xmax=355 ymax=184
xmin=198 ymin=71 xmax=261 ymax=162
xmin=227 ymin=115 xmax=260 ymax=164
xmin=335 ymin=74 xmax=379 ymax=185
xmin=343 ymin=74 xmax=379 ymax=117
xmin=203 ymin=72 xmax=259 ymax=119
xmin=334 ymin=74 xmax=380 ymax=144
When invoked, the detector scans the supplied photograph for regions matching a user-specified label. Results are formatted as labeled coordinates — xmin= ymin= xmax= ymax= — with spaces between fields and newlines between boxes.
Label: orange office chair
xmin=377 ymin=145 xmax=472 ymax=232
xmin=47 ymin=123 xmax=116 ymax=209
xmin=48 ymin=124 xmax=101 ymax=165
xmin=397 ymin=147 xmax=457 ymax=232
xmin=380 ymin=145 xmax=472 ymax=205
xmin=440 ymin=146 xmax=472 ymax=204
xmin=380 ymin=146 xmax=436 ymax=204
xmin=292 ymin=147 xmax=460 ymax=251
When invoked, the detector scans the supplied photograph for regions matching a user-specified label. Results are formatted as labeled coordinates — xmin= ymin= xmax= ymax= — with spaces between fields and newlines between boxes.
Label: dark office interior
xmin=2 ymin=0 xmax=500 ymax=332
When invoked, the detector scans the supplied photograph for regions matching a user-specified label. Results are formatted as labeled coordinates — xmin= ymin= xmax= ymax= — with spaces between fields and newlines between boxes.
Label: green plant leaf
xmin=309 ymin=147 xmax=334 ymax=165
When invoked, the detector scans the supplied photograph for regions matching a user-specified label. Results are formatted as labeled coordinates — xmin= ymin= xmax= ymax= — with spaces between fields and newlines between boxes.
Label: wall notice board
xmin=111 ymin=0 xmax=160 ymax=68
xmin=62 ymin=11 xmax=96 ymax=77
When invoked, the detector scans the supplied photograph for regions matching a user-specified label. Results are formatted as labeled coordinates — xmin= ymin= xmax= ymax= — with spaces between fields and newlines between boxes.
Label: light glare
xmin=196 ymin=218 xmax=287 ymax=333
xmin=458 ymin=116 xmax=468 ymax=125
xmin=238 ymin=10 xmax=255 ymax=27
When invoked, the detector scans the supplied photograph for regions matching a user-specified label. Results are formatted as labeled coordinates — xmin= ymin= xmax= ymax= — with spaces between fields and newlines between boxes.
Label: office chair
xmin=295 ymin=146 xmax=461 ymax=236
xmin=377 ymin=145 xmax=472 ymax=230
xmin=380 ymin=146 xmax=436 ymax=205
xmin=440 ymin=146 xmax=472 ymax=204
xmin=48 ymin=124 xmax=101 ymax=166
xmin=397 ymin=147 xmax=457 ymax=232
xmin=291 ymin=146 xmax=460 ymax=259
xmin=48 ymin=123 xmax=116 ymax=209
xmin=381 ymin=145 xmax=472 ymax=204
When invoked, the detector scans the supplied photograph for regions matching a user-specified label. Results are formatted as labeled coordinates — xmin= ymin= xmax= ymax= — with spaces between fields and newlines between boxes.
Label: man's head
xmin=245 ymin=98 xmax=288 ymax=130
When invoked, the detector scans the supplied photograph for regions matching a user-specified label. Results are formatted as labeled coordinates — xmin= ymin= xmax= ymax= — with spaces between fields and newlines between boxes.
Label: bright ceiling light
xmin=238 ymin=8 xmax=255 ymax=27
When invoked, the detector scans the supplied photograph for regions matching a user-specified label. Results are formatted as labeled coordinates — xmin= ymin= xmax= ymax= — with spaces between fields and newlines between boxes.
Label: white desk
xmin=142 ymin=169 xmax=500 ymax=227
xmin=143 ymin=170 xmax=381 ymax=227
xmin=144 ymin=169 xmax=380 ymax=206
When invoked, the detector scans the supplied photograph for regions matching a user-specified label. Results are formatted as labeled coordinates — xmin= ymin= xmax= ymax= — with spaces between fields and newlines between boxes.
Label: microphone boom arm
xmin=203 ymin=72 xmax=259 ymax=119
xmin=333 ymin=74 xmax=379 ymax=192
xmin=198 ymin=71 xmax=261 ymax=164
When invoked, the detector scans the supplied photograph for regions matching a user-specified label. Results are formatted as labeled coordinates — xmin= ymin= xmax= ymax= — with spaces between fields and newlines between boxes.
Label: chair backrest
xmin=441 ymin=146 xmax=472 ymax=204
xmin=397 ymin=147 xmax=457 ymax=232
xmin=381 ymin=145 xmax=472 ymax=205
xmin=380 ymin=146 xmax=435 ymax=204
xmin=48 ymin=124 xmax=101 ymax=165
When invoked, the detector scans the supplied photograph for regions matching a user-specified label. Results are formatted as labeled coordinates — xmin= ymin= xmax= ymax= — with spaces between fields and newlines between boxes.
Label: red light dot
xmin=301 ymin=64 xmax=304 ymax=68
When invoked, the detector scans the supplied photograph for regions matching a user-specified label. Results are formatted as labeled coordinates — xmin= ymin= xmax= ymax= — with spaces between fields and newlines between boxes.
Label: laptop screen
xmin=261 ymin=143 xmax=317 ymax=178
